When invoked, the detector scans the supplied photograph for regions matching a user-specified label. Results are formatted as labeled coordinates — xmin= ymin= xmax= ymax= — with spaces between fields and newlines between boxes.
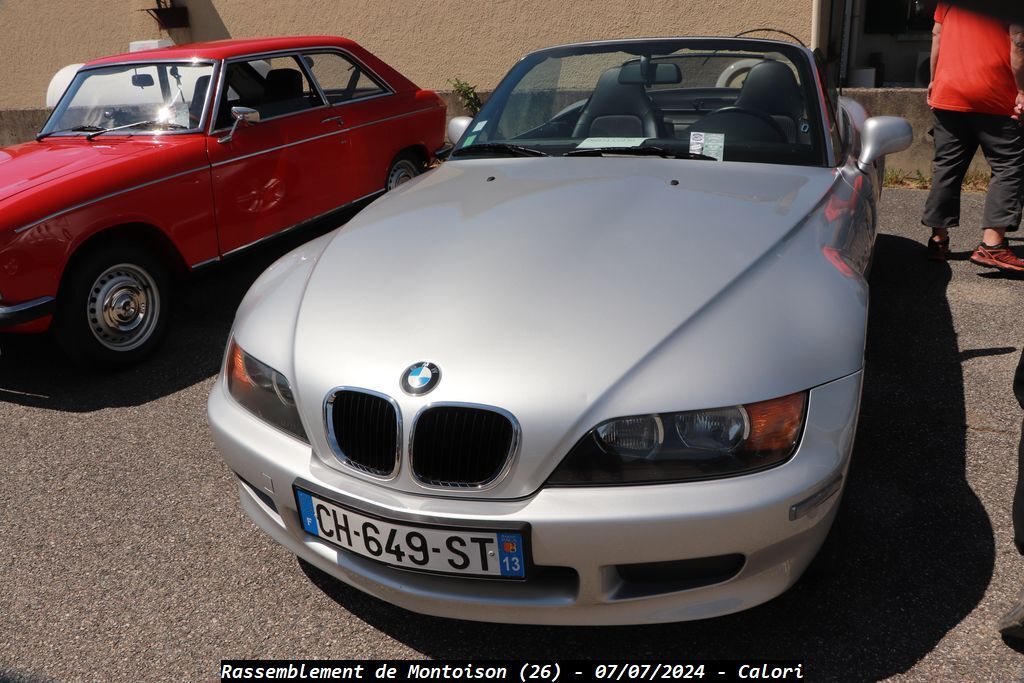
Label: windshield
xmin=41 ymin=62 xmax=215 ymax=137
xmin=456 ymin=39 xmax=827 ymax=167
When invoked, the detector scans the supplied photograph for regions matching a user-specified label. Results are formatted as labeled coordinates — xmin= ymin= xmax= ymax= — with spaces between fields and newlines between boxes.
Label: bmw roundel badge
xmin=401 ymin=362 xmax=441 ymax=396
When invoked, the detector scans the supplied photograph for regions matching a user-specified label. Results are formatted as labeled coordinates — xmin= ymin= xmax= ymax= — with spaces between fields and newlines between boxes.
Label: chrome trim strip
xmin=13 ymin=165 xmax=210 ymax=235
xmin=209 ymin=128 xmax=349 ymax=168
xmin=209 ymin=107 xmax=434 ymax=169
xmin=209 ymin=46 xmax=397 ymax=133
xmin=327 ymin=91 xmax=393 ymax=108
xmin=407 ymin=401 xmax=522 ymax=493
xmin=189 ymin=256 xmax=221 ymax=270
xmin=209 ymin=90 xmax=412 ymax=136
xmin=197 ymin=60 xmax=222 ymax=134
xmin=344 ymin=107 xmax=435 ymax=133
xmin=789 ymin=473 xmax=843 ymax=521
xmin=0 ymin=296 xmax=56 ymax=325
xmin=218 ymin=188 xmax=384 ymax=259
xmin=78 ymin=58 xmax=218 ymax=70
xmin=206 ymin=58 xmax=228 ymax=135
xmin=323 ymin=386 xmax=403 ymax=481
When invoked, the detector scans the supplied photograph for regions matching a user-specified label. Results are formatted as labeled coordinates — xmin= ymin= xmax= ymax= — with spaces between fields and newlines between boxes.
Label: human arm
xmin=929 ymin=20 xmax=942 ymax=99
xmin=1012 ymin=24 xmax=1024 ymax=117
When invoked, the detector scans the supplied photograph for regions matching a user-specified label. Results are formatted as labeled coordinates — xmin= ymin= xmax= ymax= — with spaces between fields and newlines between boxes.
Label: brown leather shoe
xmin=970 ymin=242 xmax=1024 ymax=272
xmin=927 ymin=237 xmax=950 ymax=261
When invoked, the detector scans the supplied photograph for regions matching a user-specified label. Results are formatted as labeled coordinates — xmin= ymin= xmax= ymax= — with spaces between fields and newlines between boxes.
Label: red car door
xmin=206 ymin=54 xmax=349 ymax=255
xmin=302 ymin=50 xmax=405 ymax=200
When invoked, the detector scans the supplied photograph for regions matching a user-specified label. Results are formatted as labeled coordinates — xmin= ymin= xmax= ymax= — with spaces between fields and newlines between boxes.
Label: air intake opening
xmin=326 ymin=389 xmax=400 ymax=476
xmin=412 ymin=405 xmax=517 ymax=487
xmin=612 ymin=554 xmax=745 ymax=600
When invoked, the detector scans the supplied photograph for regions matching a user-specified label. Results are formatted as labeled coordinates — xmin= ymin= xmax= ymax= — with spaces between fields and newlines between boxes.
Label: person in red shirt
xmin=922 ymin=5 xmax=1024 ymax=272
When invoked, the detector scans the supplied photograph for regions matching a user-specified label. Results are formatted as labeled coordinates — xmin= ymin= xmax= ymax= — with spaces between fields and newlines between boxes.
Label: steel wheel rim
xmin=87 ymin=263 xmax=160 ymax=352
xmin=387 ymin=160 xmax=418 ymax=190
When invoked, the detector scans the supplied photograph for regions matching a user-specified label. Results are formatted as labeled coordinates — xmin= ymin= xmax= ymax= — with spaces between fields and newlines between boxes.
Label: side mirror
xmin=858 ymin=116 xmax=913 ymax=172
xmin=219 ymin=107 xmax=261 ymax=144
xmin=447 ymin=116 xmax=473 ymax=145
xmin=232 ymin=106 xmax=260 ymax=125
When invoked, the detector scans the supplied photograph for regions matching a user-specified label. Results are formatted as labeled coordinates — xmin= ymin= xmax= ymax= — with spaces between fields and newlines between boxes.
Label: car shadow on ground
xmin=0 ymin=207 xmax=362 ymax=412
xmin=299 ymin=233 xmax=994 ymax=680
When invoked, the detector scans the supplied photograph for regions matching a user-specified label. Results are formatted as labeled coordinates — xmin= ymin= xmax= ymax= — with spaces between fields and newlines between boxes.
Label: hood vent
xmin=411 ymin=406 xmax=518 ymax=488
xmin=325 ymin=389 xmax=400 ymax=477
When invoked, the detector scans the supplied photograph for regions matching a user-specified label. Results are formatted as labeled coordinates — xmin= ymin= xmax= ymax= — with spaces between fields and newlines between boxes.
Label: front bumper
xmin=208 ymin=371 xmax=862 ymax=625
xmin=0 ymin=296 xmax=55 ymax=327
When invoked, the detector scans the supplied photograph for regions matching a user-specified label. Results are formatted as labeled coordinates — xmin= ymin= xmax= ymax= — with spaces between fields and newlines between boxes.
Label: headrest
xmin=265 ymin=69 xmax=303 ymax=101
xmin=736 ymin=60 xmax=804 ymax=120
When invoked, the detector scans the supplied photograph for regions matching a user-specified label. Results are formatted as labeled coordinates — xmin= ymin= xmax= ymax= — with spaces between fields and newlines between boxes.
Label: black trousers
xmin=1012 ymin=350 xmax=1024 ymax=553
xmin=921 ymin=109 xmax=1024 ymax=233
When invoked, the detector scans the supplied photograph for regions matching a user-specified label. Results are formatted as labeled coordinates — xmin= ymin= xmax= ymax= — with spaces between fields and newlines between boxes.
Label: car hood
xmin=285 ymin=158 xmax=862 ymax=498
xmin=0 ymin=137 xmax=208 ymax=234
xmin=0 ymin=139 xmax=153 ymax=202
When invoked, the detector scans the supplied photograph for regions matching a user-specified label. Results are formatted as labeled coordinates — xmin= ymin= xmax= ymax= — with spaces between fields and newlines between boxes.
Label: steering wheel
xmin=698 ymin=106 xmax=788 ymax=142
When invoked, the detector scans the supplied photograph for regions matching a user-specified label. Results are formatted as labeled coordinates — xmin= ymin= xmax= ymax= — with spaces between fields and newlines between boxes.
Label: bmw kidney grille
xmin=326 ymin=390 xmax=400 ymax=476
xmin=411 ymin=406 xmax=517 ymax=487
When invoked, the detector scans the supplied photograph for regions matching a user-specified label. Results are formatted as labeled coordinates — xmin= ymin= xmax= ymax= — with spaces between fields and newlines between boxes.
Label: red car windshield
xmin=41 ymin=62 xmax=215 ymax=137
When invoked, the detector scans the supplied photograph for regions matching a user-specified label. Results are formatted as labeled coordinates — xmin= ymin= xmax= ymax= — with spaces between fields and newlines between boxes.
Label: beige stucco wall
xmin=0 ymin=1 xmax=160 ymax=110
xmin=0 ymin=0 xmax=817 ymax=110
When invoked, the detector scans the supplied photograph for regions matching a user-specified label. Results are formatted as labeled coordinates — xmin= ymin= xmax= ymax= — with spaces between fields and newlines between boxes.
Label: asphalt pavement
xmin=1 ymin=189 xmax=1023 ymax=682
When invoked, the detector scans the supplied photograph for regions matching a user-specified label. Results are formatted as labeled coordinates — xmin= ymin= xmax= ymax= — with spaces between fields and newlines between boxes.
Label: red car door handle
xmin=321 ymin=115 xmax=344 ymax=126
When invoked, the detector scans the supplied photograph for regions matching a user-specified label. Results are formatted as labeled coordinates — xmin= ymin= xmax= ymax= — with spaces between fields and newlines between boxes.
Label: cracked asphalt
xmin=0 ymin=189 xmax=1023 ymax=682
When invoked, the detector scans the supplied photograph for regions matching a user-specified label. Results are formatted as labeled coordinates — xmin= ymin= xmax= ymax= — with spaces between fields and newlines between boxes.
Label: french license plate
xmin=294 ymin=488 xmax=527 ymax=579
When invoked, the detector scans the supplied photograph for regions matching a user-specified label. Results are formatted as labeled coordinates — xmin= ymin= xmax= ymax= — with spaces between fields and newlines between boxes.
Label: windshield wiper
xmin=451 ymin=143 xmax=549 ymax=158
xmin=85 ymin=120 xmax=189 ymax=140
xmin=564 ymin=145 xmax=717 ymax=161
xmin=35 ymin=125 xmax=105 ymax=141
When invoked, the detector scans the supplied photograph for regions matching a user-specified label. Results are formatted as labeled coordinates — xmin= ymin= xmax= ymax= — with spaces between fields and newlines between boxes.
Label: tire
xmin=53 ymin=244 xmax=171 ymax=367
xmin=385 ymin=153 xmax=422 ymax=191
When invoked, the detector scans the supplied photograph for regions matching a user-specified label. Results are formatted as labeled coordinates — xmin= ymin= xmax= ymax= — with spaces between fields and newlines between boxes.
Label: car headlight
xmin=225 ymin=339 xmax=308 ymax=442
xmin=547 ymin=392 xmax=807 ymax=485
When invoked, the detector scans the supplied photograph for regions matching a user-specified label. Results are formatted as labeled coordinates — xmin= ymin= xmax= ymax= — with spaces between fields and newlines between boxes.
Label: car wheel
xmin=54 ymin=244 xmax=171 ymax=367
xmin=385 ymin=154 xmax=421 ymax=191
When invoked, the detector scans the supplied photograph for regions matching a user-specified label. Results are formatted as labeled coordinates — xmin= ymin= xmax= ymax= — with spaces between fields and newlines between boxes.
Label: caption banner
xmin=220 ymin=660 xmax=806 ymax=683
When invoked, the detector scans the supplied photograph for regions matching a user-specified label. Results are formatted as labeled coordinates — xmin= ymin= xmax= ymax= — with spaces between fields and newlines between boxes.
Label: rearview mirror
xmin=858 ymin=116 xmax=913 ymax=172
xmin=447 ymin=116 xmax=472 ymax=144
xmin=131 ymin=74 xmax=155 ymax=88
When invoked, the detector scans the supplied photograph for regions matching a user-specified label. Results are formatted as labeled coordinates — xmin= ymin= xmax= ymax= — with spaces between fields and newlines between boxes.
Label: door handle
xmin=321 ymin=115 xmax=344 ymax=126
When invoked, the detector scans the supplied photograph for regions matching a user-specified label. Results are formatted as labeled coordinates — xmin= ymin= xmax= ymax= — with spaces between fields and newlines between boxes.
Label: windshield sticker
xmin=471 ymin=120 xmax=487 ymax=133
xmin=463 ymin=134 xmax=478 ymax=146
xmin=690 ymin=132 xmax=725 ymax=161
xmin=576 ymin=137 xmax=648 ymax=149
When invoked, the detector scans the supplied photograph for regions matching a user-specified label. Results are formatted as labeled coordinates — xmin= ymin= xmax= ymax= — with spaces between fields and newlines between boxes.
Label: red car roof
xmin=83 ymin=35 xmax=422 ymax=92
xmin=85 ymin=36 xmax=361 ymax=66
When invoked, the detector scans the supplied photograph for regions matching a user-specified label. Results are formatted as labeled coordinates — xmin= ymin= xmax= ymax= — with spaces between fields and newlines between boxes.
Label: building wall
xmin=0 ymin=0 xmax=817 ymax=110
xmin=0 ymin=1 xmax=159 ymax=110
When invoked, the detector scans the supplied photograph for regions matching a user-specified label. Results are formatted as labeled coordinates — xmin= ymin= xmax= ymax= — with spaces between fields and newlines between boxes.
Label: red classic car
xmin=0 ymin=36 xmax=446 ymax=365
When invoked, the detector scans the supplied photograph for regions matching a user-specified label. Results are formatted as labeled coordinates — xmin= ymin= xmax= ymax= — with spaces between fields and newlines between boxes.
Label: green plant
xmin=883 ymin=167 xmax=990 ymax=192
xmin=448 ymin=78 xmax=482 ymax=116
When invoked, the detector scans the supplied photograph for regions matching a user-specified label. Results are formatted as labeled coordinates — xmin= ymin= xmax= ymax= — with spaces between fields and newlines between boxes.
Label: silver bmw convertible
xmin=208 ymin=37 xmax=911 ymax=625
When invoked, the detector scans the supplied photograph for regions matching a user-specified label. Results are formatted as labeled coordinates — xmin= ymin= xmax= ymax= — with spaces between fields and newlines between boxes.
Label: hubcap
xmin=387 ymin=160 xmax=418 ymax=190
xmin=87 ymin=263 xmax=160 ymax=351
